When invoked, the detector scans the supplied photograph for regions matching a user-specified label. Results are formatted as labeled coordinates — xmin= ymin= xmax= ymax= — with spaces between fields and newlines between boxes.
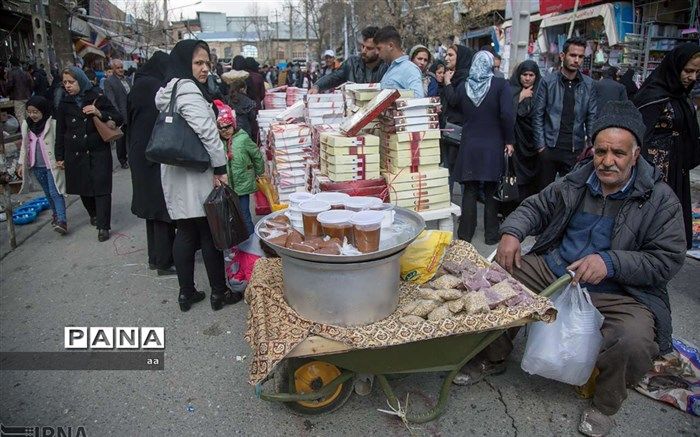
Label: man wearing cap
xmin=466 ymin=101 xmax=686 ymax=436
xmin=319 ymin=49 xmax=341 ymax=78
xmin=310 ymin=26 xmax=388 ymax=94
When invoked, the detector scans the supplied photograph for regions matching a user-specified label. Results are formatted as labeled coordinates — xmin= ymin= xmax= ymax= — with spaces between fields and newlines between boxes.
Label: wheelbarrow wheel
xmin=274 ymin=358 xmax=354 ymax=416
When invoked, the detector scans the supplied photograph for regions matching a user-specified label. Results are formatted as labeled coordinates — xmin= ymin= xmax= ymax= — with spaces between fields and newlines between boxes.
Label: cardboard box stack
xmin=269 ymin=123 xmax=314 ymax=202
xmin=257 ymin=109 xmax=285 ymax=147
xmin=306 ymin=92 xmax=345 ymax=129
xmin=380 ymin=97 xmax=450 ymax=212
xmin=263 ymin=91 xmax=287 ymax=109
xmin=286 ymin=87 xmax=308 ymax=106
xmin=319 ymin=131 xmax=381 ymax=182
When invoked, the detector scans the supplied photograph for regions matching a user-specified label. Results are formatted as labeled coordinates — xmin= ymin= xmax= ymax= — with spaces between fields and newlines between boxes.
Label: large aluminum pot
xmin=281 ymin=251 xmax=402 ymax=326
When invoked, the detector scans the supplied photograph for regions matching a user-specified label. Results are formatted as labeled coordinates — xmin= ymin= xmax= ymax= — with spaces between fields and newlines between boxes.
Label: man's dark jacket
xmin=532 ymin=70 xmax=597 ymax=151
xmin=7 ymin=66 xmax=33 ymax=100
xmin=314 ymin=55 xmax=388 ymax=92
xmin=500 ymin=158 xmax=686 ymax=354
xmin=594 ymin=77 xmax=627 ymax=110
xmin=103 ymin=74 xmax=129 ymax=121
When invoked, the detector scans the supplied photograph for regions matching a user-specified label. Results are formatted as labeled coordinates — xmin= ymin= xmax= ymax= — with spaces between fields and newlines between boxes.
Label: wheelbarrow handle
xmin=539 ymin=274 xmax=573 ymax=299
xmin=255 ymin=370 xmax=355 ymax=403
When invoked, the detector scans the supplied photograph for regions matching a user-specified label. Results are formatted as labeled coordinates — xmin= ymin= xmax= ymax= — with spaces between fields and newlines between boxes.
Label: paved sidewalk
xmin=0 ymin=163 xmax=698 ymax=436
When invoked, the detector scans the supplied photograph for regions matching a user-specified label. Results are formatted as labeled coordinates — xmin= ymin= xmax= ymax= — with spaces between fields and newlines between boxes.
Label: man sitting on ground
xmin=485 ymin=100 xmax=686 ymax=436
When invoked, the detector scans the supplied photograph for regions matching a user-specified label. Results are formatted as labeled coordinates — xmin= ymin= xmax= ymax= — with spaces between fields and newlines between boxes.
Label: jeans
xmin=31 ymin=167 xmax=66 ymax=222
xmin=238 ymin=194 xmax=254 ymax=236
xmin=173 ymin=217 xmax=227 ymax=296
xmin=80 ymin=194 xmax=111 ymax=230
xmin=458 ymin=181 xmax=498 ymax=243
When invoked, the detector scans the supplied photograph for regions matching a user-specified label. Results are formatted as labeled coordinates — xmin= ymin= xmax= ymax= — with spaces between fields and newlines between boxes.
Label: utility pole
xmin=508 ymin=0 xmax=531 ymax=76
xmin=349 ymin=0 xmax=357 ymax=55
xmin=305 ymin=0 xmax=310 ymax=62
xmin=274 ymin=10 xmax=280 ymax=64
xmin=568 ymin=0 xmax=581 ymax=38
xmin=343 ymin=6 xmax=348 ymax=59
xmin=162 ymin=0 xmax=169 ymax=50
xmin=288 ymin=4 xmax=293 ymax=60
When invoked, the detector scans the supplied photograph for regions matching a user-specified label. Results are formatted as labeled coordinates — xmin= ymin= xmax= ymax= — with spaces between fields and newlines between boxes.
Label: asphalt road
xmin=1 ymin=162 xmax=698 ymax=436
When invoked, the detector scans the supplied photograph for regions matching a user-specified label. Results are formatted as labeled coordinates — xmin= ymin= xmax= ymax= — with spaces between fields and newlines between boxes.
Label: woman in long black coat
xmin=442 ymin=44 xmax=474 ymax=194
xmin=126 ymin=52 xmax=176 ymax=275
xmin=444 ymin=51 xmax=515 ymax=245
xmin=510 ymin=60 xmax=541 ymax=202
xmin=634 ymin=43 xmax=700 ymax=249
xmin=55 ymin=66 xmax=122 ymax=242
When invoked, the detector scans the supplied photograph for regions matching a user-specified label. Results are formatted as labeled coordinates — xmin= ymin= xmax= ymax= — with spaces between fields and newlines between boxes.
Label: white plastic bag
xmin=521 ymin=282 xmax=604 ymax=385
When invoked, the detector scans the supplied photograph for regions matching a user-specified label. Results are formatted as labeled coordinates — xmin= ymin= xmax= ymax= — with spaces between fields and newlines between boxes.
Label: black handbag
xmin=145 ymin=79 xmax=211 ymax=172
xmin=494 ymin=153 xmax=519 ymax=202
xmin=443 ymin=121 xmax=462 ymax=146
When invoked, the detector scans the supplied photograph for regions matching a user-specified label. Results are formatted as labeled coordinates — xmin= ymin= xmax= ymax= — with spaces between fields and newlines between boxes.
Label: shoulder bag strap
xmin=166 ymin=79 xmax=183 ymax=115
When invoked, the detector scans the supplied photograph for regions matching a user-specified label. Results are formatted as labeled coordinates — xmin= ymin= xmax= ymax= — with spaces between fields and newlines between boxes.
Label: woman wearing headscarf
xmin=634 ymin=43 xmax=700 ymax=249
xmin=17 ymin=96 xmax=67 ymax=234
xmin=126 ymin=51 xmax=176 ymax=276
xmin=409 ymin=45 xmax=438 ymax=97
xmin=155 ymin=40 xmax=242 ymax=312
xmin=509 ymin=60 xmax=541 ymax=203
xmin=244 ymin=57 xmax=266 ymax=110
xmin=619 ymin=68 xmax=638 ymax=100
xmin=55 ymin=66 xmax=122 ymax=242
xmin=444 ymin=51 xmax=515 ymax=245
xmin=441 ymin=44 xmax=474 ymax=194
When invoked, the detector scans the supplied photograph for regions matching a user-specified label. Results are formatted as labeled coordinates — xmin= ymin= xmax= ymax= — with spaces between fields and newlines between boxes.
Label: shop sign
xmin=539 ymin=0 xmax=603 ymax=14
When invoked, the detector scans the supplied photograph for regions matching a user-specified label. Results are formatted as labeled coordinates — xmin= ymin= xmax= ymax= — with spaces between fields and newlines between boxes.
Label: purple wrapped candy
xmin=485 ymin=266 xmax=508 ymax=284
xmin=443 ymin=258 xmax=471 ymax=275
xmin=462 ymin=267 xmax=491 ymax=291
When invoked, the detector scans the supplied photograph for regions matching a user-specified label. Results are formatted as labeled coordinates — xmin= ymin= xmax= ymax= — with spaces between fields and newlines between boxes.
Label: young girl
xmin=214 ymin=100 xmax=265 ymax=235
xmin=17 ymin=96 xmax=67 ymax=234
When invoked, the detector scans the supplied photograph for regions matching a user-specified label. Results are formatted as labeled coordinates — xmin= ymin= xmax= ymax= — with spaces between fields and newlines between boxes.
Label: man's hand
xmin=16 ymin=165 xmax=23 ymax=178
xmin=505 ymin=144 xmax=514 ymax=156
xmin=308 ymin=86 xmax=319 ymax=95
xmin=213 ymin=173 xmax=228 ymax=187
xmin=444 ymin=70 xmax=454 ymax=85
xmin=495 ymin=234 xmax=522 ymax=274
xmin=55 ymin=161 xmax=64 ymax=170
xmin=567 ymin=254 xmax=608 ymax=285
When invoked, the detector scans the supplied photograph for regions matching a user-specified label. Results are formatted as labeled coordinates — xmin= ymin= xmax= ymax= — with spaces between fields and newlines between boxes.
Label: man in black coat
xmin=104 ymin=59 xmax=130 ymax=168
xmin=480 ymin=101 xmax=686 ymax=437
xmin=594 ymin=66 xmax=627 ymax=110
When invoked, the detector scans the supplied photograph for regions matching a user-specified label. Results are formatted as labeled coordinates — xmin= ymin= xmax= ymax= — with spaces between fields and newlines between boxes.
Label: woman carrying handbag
xmin=55 ymin=67 xmax=122 ymax=242
xmin=154 ymin=40 xmax=242 ymax=312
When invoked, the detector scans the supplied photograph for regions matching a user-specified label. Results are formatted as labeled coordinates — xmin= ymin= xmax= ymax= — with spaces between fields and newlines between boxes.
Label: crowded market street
xmin=0 ymin=158 xmax=698 ymax=436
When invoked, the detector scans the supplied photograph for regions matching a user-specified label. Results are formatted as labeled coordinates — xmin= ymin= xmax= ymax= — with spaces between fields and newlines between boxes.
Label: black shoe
xmin=120 ymin=161 xmax=129 ymax=169
xmin=148 ymin=263 xmax=157 ymax=270
xmin=178 ymin=290 xmax=206 ymax=312
xmin=98 ymin=229 xmax=110 ymax=242
xmin=90 ymin=216 xmax=97 ymax=227
xmin=157 ymin=266 xmax=177 ymax=276
xmin=211 ymin=290 xmax=243 ymax=311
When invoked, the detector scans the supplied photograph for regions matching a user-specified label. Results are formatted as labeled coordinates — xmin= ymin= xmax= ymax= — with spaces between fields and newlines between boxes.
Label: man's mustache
xmin=597 ymin=165 xmax=620 ymax=173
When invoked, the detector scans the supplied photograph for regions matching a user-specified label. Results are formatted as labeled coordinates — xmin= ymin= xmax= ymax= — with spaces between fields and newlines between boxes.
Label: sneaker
xmin=578 ymin=407 xmax=614 ymax=437
xmin=51 ymin=213 xmax=58 ymax=227
xmin=53 ymin=221 xmax=68 ymax=235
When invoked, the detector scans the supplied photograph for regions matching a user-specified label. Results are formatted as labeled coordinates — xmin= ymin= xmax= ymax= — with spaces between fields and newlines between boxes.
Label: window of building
xmin=292 ymin=51 xmax=307 ymax=59
xmin=242 ymin=45 xmax=258 ymax=58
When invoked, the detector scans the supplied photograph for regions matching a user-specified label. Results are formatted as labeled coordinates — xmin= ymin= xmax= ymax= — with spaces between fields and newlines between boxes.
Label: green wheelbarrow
xmin=255 ymin=274 xmax=570 ymax=422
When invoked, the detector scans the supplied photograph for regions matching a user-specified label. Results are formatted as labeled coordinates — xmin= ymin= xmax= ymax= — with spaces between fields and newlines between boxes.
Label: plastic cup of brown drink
xmin=299 ymin=200 xmax=331 ymax=239
xmin=314 ymin=191 xmax=350 ymax=210
xmin=350 ymin=210 xmax=384 ymax=253
xmin=317 ymin=210 xmax=356 ymax=245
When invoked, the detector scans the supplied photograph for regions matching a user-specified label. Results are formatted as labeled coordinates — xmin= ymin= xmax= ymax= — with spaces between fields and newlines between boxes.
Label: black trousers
xmin=445 ymin=143 xmax=460 ymax=196
xmin=173 ymin=217 xmax=226 ymax=296
xmin=458 ymin=181 xmax=498 ymax=243
xmin=116 ymin=124 xmax=127 ymax=164
xmin=146 ymin=219 xmax=175 ymax=270
xmin=537 ymin=147 xmax=577 ymax=190
xmin=80 ymin=195 xmax=111 ymax=230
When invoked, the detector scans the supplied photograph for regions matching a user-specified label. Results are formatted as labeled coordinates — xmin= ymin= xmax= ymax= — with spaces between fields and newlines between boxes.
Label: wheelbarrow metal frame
xmin=256 ymin=274 xmax=571 ymax=423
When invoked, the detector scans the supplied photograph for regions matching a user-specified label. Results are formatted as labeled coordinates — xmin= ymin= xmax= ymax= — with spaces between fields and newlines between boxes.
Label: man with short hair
xmin=103 ymin=59 xmax=130 ymax=168
xmin=483 ymin=100 xmax=686 ymax=437
xmin=310 ymin=26 xmax=388 ymax=94
xmin=374 ymin=25 xmax=424 ymax=98
xmin=319 ymin=50 xmax=340 ymax=78
xmin=492 ymin=53 xmax=504 ymax=78
xmin=533 ymin=36 xmax=597 ymax=189
xmin=594 ymin=66 xmax=628 ymax=109
xmin=6 ymin=56 xmax=33 ymax=123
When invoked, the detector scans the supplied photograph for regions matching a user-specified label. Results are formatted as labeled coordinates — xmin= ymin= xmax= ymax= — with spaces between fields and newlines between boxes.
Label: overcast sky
xmin=113 ymin=0 xmax=282 ymax=21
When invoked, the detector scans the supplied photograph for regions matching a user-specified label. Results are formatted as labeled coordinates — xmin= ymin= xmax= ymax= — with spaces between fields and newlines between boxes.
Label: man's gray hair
xmin=110 ymin=59 xmax=123 ymax=68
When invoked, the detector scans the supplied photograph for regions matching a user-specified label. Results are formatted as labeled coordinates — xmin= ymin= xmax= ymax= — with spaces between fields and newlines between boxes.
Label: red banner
xmin=539 ymin=0 xmax=602 ymax=14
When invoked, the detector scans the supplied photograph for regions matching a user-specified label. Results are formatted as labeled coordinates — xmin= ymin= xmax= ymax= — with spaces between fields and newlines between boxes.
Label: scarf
xmin=25 ymin=95 xmax=52 ymax=135
xmin=135 ymin=51 xmax=169 ymax=84
xmin=466 ymin=51 xmax=494 ymax=107
xmin=65 ymin=66 xmax=92 ymax=107
xmin=166 ymin=40 xmax=214 ymax=103
xmin=451 ymin=45 xmax=475 ymax=88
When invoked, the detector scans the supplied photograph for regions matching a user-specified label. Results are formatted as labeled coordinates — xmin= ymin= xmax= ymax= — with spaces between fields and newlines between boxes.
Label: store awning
xmin=467 ymin=26 xmax=495 ymax=39
xmin=502 ymin=13 xmax=546 ymax=29
xmin=539 ymin=2 xmax=620 ymax=45
xmin=74 ymin=39 xmax=106 ymax=59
